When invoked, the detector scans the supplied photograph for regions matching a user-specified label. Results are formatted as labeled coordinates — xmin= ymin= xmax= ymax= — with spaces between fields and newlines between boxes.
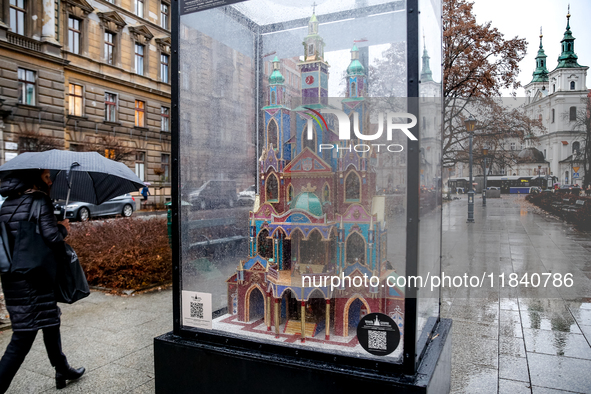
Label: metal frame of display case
xmin=161 ymin=0 xmax=449 ymax=390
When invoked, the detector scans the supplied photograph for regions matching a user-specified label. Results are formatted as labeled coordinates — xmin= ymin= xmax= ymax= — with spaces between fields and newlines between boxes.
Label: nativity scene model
xmin=217 ymin=12 xmax=405 ymax=353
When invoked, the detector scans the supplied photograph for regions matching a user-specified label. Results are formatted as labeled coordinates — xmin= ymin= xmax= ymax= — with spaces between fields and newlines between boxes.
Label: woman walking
xmin=0 ymin=169 xmax=84 ymax=392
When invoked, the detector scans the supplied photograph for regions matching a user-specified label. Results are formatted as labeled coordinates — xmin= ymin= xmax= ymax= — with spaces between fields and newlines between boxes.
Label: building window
xmin=267 ymin=119 xmax=278 ymax=149
xmin=570 ymin=81 xmax=575 ymax=90
xmin=135 ymin=44 xmax=144 ymax=75
xmin=543 ymin=149 xmax=546 ymax=158
xmin=135 ymin=151 xmax=145 ymax=182
xmin=68 ymin=17 xmax=81 ymax=54
xmin=69 ymin=84 xmax=83 ymax=116
xmin=552 ymin=109 xmax=555 ymax=123
xmin=19 ymin=137 xmax=38 ymax=153
xmin=160 ymin=53 xmax=169 ymax=83
xmin=17 ymin=68 xmax=36 ymax=105
xmin=510 ymin=142 xmax=515 ymax=150
xmin=345 ymin=171 xmax=361 ymax=201
xmin=160 ymin=106 xmax=169 ymax=132
xmin=104 ymin=32 xmax=115 ymax=64
xmin=573 ymin=142 xmax=580 ymax=155
xmin=9 ymin=0 xmax=26 ymax=35
xmin=569 ymin=106 xmax=577 ymax=121
xmin=161 ymin=2 xmax=169 ymax=29
xmin=134 ymin=0 xmax=144 ymax=17
xmin=135 ymin=100 xmax=145 ymax=127
xmin=266 ymin=173 xmax=279 ymax=202
xmin=105 ymin=92 xmax=117 ymax=122
xmin=552 ymin=84 xmax=555 ymax=93
xmin=161 ymin=154 xmax=169 ymax=181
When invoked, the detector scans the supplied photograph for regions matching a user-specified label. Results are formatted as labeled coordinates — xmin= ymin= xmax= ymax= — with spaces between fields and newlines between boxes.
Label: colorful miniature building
xmin=226 ymin=11 xmax=404 ymax=344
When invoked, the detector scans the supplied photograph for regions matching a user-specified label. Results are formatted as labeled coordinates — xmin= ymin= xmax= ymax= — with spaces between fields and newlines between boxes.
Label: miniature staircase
xmin=284 ymin=320 xmax=317 ymax=337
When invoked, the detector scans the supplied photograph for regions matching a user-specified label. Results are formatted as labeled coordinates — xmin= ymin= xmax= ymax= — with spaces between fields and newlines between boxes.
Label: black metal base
xmin=154 ymin=319 xmax=452 ymax=394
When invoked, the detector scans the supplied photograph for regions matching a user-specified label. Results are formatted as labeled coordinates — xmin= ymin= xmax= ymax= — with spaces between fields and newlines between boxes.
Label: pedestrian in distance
xmin=0 ymin=169 xmax=84 ymax=392
xmin=141 ymin=184 xmax=151 ymax=209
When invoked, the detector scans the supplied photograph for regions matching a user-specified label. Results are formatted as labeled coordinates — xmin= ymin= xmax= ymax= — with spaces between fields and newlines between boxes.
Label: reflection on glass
xmin=180 ymin=1 xmax=413 ymax=364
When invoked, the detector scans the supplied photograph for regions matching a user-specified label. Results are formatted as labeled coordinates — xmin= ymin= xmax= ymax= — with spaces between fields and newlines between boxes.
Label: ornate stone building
xmin=524 ymin=9 xmax=589 ymax=184
xmin=0 ymin=0 xmax=171 ymax=208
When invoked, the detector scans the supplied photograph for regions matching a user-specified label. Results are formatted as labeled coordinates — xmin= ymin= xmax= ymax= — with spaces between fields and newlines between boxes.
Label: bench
xmin=562 ymin=200 xmax=585 ymax=212
xmin=552 ymin=198 xmax=570 ymax=210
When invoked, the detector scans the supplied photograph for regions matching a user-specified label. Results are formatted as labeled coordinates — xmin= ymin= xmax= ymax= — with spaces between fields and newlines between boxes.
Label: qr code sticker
xmin=190 ymin=302 xmax=204 ymax=319
xmin=368 ymin=330 xmax=387 ymax=351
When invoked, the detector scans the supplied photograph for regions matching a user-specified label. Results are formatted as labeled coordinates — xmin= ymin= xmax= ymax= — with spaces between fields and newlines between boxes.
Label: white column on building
xmin=41 ymin=0 xmax=58 ymax=44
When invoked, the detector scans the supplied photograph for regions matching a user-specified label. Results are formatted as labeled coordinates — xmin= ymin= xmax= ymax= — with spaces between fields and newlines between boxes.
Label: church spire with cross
xmin=531 ymin=27 xmax=549 ymax=83
xmin=420 ymin=32 xmax=434 ymax=82
xmin=555 ymin=4 xmax=583 ymax=69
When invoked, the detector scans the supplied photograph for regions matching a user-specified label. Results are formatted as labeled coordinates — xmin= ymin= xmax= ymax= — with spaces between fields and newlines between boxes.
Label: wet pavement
xmin=0 ymin=194 xmax=590 ymax=393
xmin=442 ymin=195 xmax=591 ymax=394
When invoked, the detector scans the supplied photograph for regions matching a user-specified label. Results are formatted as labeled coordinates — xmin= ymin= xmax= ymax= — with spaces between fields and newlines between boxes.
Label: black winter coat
xmin=0 ymin=176 xmax=66 ymax=331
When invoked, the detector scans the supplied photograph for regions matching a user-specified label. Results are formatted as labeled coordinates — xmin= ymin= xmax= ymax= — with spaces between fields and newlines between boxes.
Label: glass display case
xmin=160 ymin=0 xmax=447 ymax=387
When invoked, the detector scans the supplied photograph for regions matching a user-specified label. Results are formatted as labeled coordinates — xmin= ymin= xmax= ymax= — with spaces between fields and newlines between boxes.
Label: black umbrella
xmin=0 ymin=150 xmax=145 ymax=205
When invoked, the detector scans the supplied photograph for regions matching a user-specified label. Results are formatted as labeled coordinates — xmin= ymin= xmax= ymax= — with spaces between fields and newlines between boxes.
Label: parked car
xmin=556 ymin=185 xmax=581 ymax=195
xmin=54 ymin=194 xmax=136 ymax=221
xmin=237 ymin=185 xmax=256 ymax=206
xmin=189 ymin=180 xmax=237 ymax=210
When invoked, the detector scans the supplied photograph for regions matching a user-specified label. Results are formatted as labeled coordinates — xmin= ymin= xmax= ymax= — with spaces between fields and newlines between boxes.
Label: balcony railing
xmin=7 ymin=32 xmax=41 ymax=52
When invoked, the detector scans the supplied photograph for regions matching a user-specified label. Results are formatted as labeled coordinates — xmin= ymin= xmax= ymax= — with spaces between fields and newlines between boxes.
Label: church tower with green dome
xmin=262 ymin=56 xmax=291 ymax=161
xmin=554 ymin=6 xmax=582 ymax=70
xmin=420 ymin=41 xmax=434 ymax=83
xmin=531 ymin=28 xmax=549 ymax=83
xmin=547 ymin=6 xmax=587 ymax=95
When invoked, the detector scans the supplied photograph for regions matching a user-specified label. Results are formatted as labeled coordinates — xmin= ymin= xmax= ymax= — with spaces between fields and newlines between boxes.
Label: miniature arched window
xmin=351 ymin=81 xmax=356 ymax=97
xmin=267 ymin=119 xmax=278 ymax=150
xmin=570 ymin=81 xmax=576 ymax=90
xmin=302 ymin=124 xmax=316 ymax=153
xmin=345 ymin=232 xmax=365 ymax=265
xmin=308 ymin=44 xmax=314 ymax=56
xmin=266 ymin=173 xmax=279 ymax=202
xmin=271 ymin=90 xmax=276 ymax=105
xmin=345 ymin=171 xmax=361 ymax=201
xmin=567 ymin=43 xmax=572 ymax=52
xmin=552 ymin=109 xmax=555 ymax=123
xmin=573 ymin=141 xmax=580 ymax=155
xmin=541 ymin=60 xmax=544 ymax=67
xmin=287 ymin=184 xmax=293 ymax=202
xmin=257 ymin=229 xmax=273 ymax=259
xmin=323 ymin=184 xmax=330 ymax=202
xmin=569 ymin=106 xmax=577 ymax=121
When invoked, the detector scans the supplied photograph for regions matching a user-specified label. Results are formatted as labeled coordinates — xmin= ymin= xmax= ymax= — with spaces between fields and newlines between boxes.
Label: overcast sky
xmin=471 ymin=0 xmax=591 ymax=96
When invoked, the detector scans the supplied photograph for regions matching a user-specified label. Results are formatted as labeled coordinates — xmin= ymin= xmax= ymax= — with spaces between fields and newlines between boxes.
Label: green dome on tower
xmin=290 ymin=192 xmax=323 ymax=216
xmin=531 ymin=28 xmax=549 ymax=83
xmin=555 ymin=6 xmax=583 ymax=69
xmin=269 ymin=56 xmax=285 ymax=85
xmin=347 ymin=45 xmax=365 ymax=76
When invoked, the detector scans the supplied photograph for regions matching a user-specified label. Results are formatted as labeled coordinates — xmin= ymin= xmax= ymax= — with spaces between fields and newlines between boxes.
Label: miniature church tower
xmin=262 ymin=56 xmax=292 ymax=162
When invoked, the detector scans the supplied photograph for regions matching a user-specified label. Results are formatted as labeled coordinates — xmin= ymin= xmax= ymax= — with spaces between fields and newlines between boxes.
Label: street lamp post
xmin=482 ymin=148 xmax=488 ymax=206
xmin=538 ymin=165 xmax=542 ymax=189
xmin=465 ymin=116 xmax=477 ymax=223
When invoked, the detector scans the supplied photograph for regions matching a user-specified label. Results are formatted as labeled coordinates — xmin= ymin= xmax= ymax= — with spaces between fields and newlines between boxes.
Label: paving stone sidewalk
xmin=442 ymin=195 xmax=591 ymax=394
xmin=0 ymin=194 xmax=590 ymax=393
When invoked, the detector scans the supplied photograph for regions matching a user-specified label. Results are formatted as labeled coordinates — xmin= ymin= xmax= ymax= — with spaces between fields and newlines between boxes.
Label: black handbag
xmin=54 ymin=243 xmax=90 ymax=304
xmin=10 ymin=197 xmax=57 ymax=281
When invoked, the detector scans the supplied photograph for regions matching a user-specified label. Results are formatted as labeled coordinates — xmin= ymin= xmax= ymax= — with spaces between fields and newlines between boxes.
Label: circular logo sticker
xmin=356 ymin=313 xmax=400 ymax=356
xmin=305 ymin=75 xmax=315 ymax=85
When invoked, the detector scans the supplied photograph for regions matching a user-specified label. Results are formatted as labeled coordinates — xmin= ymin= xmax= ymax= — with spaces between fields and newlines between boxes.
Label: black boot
xmin=55 ymin=365 xmax=85 ymax=389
